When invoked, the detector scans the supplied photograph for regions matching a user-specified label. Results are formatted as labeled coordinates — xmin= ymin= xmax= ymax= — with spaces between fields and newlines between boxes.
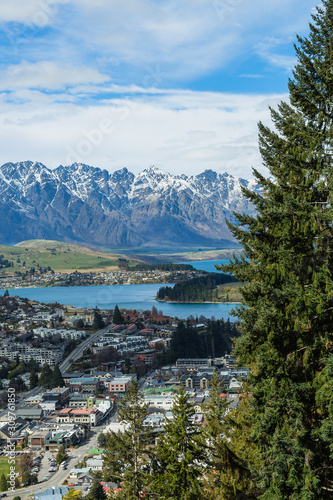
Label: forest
xmin=156 ymin=272 xmax=239 ymax=302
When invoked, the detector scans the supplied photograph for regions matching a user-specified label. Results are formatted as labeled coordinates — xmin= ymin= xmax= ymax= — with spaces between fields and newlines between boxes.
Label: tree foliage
xmin=112 ymin=305 xmax=124 ymax=325
xmin=38 ymin=363 xmax=53 ymax=388
xmin=156 ymin=273 xmax=239 ymax=302
xmin=0 ymin=474 xmax=7 ymax=492
xmin=103 ymin=380 xmax=152 ymax=499
xmin=218 ymin=1 xmax=333 ymax=497
xmin=152 ymin=385 xmax=205 ymax=499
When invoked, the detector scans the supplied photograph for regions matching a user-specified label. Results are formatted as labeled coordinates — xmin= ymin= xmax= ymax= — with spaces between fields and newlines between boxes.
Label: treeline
xmin=118 ymin=259 xmax=195 ymax=271
xmin=169 ymin=319 xmax=239 ymax=360
xmin=133 ymin=262 xmax=194 ymax=271
xmin=103 ymin=378 xmax=255 ymax=499
xmin=0 ymin=255 xmax=13 ymax=269
xmin=156 ymin=272 xmax=239 ymax=302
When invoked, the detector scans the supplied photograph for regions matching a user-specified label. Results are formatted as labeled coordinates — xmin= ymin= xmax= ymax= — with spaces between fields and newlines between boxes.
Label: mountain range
xmin=0 ymin=161 xmax=260 ymax=250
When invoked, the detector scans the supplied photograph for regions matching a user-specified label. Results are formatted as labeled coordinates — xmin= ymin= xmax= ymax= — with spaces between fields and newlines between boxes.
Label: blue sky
xmin=0 ymin=0 xmax=320 ymax=178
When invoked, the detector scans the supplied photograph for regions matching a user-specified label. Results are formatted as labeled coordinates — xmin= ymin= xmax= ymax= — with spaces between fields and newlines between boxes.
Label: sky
xmin=0 ymin=0 xmax=321 ymax=179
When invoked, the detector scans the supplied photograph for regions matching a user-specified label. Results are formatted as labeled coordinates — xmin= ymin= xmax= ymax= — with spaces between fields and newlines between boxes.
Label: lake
xmin=0 ymin=280 xmax=239 ymax=320
xmin=182 ymin=259 xmax=231 ymax=273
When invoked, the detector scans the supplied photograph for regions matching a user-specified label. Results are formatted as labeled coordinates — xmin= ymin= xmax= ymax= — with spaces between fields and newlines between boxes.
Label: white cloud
xmin=0 ymin=61 xmax=110 ymax=91
xmin=0 ymin=0 xmax=69 ymax=25
xmin=0 ymin=87 xmax=283 ymax=178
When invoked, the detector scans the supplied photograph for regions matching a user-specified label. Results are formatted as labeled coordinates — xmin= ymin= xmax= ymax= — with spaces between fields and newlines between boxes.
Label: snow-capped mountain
xmin=0 ymin=161 xmax=260 ymax=249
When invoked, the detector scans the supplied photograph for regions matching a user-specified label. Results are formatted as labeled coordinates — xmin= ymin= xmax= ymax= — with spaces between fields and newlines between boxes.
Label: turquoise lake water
xmin=0 ymin=260 xmax=241 ymax=320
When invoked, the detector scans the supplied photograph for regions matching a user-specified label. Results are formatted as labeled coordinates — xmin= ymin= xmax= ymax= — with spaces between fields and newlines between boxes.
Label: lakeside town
xmin=0 ymin=268 xmax=206 ymax=290
xmin=0 ymin=291 xmax=245 ymax=499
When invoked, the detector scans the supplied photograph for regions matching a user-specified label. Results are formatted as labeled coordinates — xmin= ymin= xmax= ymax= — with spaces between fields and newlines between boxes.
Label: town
xmin=0 ymin=292 xmax=246 ymax=499
xmin=0 ymin=267 xmax=205 ymax=290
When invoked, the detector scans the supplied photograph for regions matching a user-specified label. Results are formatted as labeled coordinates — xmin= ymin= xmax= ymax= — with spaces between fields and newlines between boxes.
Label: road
xmin=6 ymin=425 xmax=105 ymax=500
xmin=59 ymin=326 xmax=110 ymax=373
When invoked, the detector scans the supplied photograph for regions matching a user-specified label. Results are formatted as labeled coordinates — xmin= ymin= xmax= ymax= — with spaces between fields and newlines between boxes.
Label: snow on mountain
xmin=0 ymin=161 xmax=260 ymax=248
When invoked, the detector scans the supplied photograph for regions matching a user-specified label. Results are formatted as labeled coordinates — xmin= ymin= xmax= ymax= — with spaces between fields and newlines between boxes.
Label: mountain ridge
xmin=0 ymin=161 xmax=259 ymax=249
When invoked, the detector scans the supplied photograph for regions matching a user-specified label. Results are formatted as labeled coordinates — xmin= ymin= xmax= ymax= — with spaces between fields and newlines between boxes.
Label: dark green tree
xmin=201 ymin=371 xmax=254 ymax=499
xmin=220 ymin=1 xmax=333 ymax=497
xmin=97 ymin=432 xmax=106 ymax=447
xmin=56 ymin=444 xmax=67 ymax=464
xmin=103 ymin=380 xmax=151 ymax=499
xmin=152 ymin=385 xmax=205 ymax=499
xmin=0 ymin=473 xmax=7 ymax=491
xmin=93 ymin=309 xmax=105 ymax=330
xmin=50 ymin=364 xmax=64 ymax=388
xmin=86 ymin=478 xmax=106 ymax=500
xmin=29 ymin=370 xmax=38 ymax=389
xmin=113 ymin=305 xmax=124 ymax=325
xmin=38 ymin=363 xmax=53 ymax=388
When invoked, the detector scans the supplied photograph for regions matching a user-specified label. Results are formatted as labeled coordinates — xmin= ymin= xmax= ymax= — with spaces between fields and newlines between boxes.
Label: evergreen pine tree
xmin=152 ymin=385 xmax=205 ymax=499
xmin=0 ymin=473 xmax=7 ymax=492
xmin=103 ymin=380 xmax=151 ymax=499
xmin=93 ymin=308 xmax=105 ymax=330
xmin=56 ymin=444 xmax=67 ymax=464
xmin=201 ymin=371 xmax=254 ymax=499
xmin=112 ymin=305 xmax=124 ymax=325
xmin=86 ymin=478 xmax=106 ymax=500
xmin=50 ymin=364 xmax=65 ymax=388
xmin=219 ymin=1 xmax=333 ymax=496
xmin=38 ymin=363 xmax=53 ymax=388
xmin=29 ymin=370 xmax=38 ymax=389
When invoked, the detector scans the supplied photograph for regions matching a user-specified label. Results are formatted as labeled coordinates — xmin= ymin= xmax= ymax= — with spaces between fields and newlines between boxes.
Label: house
xmin=34 ymin=486 xmax=69 ymax=500
xmin=109 ymin=376 xmax=132 ymax=394
xmin=69 ymin=377 xmax=99 ymax=393
xmin=134 ymin=349 xmax=156 ymax=365
xmin=69 ymin=468 xmax=91 ymax=479
xmin=77 ymin=472 xmax=94 ymax=484
xmin=86 ymin=458 xmax=104 ymax=470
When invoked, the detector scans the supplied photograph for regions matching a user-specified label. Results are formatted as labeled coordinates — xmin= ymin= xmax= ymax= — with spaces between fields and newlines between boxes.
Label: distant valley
xmin=0 ymin=161 xmax=259 ymax=250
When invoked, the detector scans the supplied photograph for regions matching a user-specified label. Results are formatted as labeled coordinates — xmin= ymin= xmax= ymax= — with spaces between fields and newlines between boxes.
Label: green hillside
xmin=0 ymin=240 xmax=139 ymax=274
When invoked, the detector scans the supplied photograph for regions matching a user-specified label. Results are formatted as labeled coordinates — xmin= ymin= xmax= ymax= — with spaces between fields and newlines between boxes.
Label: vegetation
xmin=103 ymin=380 xmax=152 ymax=499
xmin=0 ymin=239 xmax=140 ymax=275
xmin=38 ymin=363 xmax=53 ymax=388
xmin=56 ymin=445 xmax=68 ymax=465
xmin=169 ymin=319 xmax=240 ymax=360
xmin=217 ymin=1 xmax=333 ymax=497
xmin=112 ymin=304 xmax=124 ymax=325
xmin=156 ymin=273 xmax=239 ymax=302
xmin=62 ymin=491 xmax=83 ymax=500
xmin=152 ymin=385 xmax=205 ymax=499
xmin=86 ymin=479 xmax=106 ymax=500
xmin=0 ymin=473 xmax=7 ymax=492
xmin=50 ymin=364 xmax=65 ymax=388
xmin=132 ymin=262 xmax=194 ymax=271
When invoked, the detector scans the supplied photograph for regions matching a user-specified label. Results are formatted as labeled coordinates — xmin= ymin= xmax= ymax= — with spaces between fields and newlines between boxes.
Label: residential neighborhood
xmin=0 ymin=291 xmax=246 ymax=499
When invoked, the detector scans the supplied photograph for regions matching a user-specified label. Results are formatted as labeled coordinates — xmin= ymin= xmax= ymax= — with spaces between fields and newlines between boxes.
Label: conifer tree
xmin=219 ymin=1 xmax=333 ymax=497
xmin=152 ymin=385 xmax=205 ymax=499
xmin=50 ymin=364 xmax=64 ymax=388
xmin=103 ymin=380 xmax=151 ymax=499
xmin=201 ymin=372 xmax=254 ymax=499
xmin=29 ymin=370 xmax=38 ymax=389
xmin=38 ymin=363 xmax=53 ymax=388
xmin=112 ymin=304 xmax=124 ymax=325
xmin=0 ymin=473 xmax=8 ymax=492
xmin=86 ymin=478 xmax=106 ymax=500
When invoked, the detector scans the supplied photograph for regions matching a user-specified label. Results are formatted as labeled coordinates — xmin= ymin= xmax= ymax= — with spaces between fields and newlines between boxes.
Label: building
xmin=109 ymin=376 xmax=132 ymax=394
xmin=134 ymin=349 xmax=156 ymax=365
xmin=68 ymin=377 xmax=99 ymax=393
xmin=57 ymin=408 xmax=101 ymax=426
xmin=34 ymin=486 xmax=69 ymax=500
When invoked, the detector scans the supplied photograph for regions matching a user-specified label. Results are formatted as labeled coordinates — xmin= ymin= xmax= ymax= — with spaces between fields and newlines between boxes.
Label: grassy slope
xmin=0 ymin=240 xmax=140 ymax=274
